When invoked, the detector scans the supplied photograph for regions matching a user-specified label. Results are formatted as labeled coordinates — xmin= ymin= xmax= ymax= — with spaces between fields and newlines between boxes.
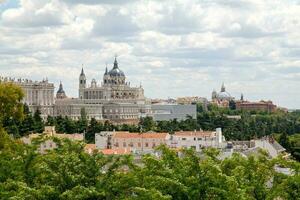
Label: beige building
xmin=54 ymin=57 xmax=151 ymax=123
xmin=0 ymin=76 xmax=55 ymax=119
xmin=177 ymin=96 xmax=207 ymax=105
xmin=21 ymin=126 xmax=84 ymax=153
xmin=96 ymin=131 xmax=170 ymax=152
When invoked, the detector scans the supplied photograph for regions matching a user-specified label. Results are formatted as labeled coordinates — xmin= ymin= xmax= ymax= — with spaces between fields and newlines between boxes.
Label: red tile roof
xmin=100 ymin=148 xmax=131 ymax=155
xmin=174 ymin=131 xmax=215 ymax=137
xmin=113 ymin=132 xmax=168 ymax=139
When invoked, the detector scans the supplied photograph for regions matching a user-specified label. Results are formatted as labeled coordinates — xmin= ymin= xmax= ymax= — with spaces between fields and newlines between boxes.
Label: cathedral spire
xmin=80 ymin=64 xmax=85 ymax=76
xmin=113 ymin=55 xmax=118 ymax=69
xmin=58 ymin=81 xmax=64 ymax=93
xmin=221 ymin=82 xmax=225 ymax=92
xmin=104 ymin=63 xmax=108 ymax=75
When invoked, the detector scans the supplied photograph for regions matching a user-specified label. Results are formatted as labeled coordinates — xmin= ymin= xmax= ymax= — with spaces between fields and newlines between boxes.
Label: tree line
xmin=1 ymin=82 xmax=300 ymax=160
xmin=0 ymin=82 xmax=300 ymax=199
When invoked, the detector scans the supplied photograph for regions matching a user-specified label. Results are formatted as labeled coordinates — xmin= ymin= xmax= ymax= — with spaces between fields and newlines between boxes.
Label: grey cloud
xmin=92 ymin=9 xmax=139 ymax=37
xmin=1 ymin=10 xmax=66 ymax=28
xmin=60 ymin=38 xmax=103 ymax=50
xmin=202 ymin=0 xmax=255 ymax=9
xmin=223 ymin=24 xmax=285 ymax=39
xmin=62 ymin=0 xmax=137 ymax=5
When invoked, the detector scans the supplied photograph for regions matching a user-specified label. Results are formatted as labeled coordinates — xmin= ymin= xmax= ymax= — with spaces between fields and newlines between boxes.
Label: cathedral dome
xmin=109 ymin=68 xmax=125 ymax=77
xmin=56 ymin=81 xmax=67 ymax=99
xmin=217 ymin=91 xmax=231 ymax=99
xmin=108 ymin=57 xmax=125 ymax=77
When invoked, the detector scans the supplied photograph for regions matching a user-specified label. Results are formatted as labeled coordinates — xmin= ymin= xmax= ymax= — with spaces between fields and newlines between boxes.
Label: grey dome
xmin=109 ymin=68 xmax=125 ymax=77
xmin=217 ymin=91 xmax=231 ymax=99
xmin=108 ymin=57 xmax=125 ymax=77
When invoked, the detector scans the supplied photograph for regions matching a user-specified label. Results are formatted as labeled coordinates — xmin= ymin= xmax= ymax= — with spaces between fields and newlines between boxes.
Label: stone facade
xmin=0 ymin=76 xmax=55 ymax=119
xmin=54 ymin=57 xmax=151 ymax=122
xmin=235 ymin=100 xmax=277 ymax=112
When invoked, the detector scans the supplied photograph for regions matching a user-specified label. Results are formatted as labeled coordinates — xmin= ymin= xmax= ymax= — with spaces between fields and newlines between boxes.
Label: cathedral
xmin=211 ymin=83 xmax=234 ymax=107
xmin=54 ymin=57 xmax=151 ymax=123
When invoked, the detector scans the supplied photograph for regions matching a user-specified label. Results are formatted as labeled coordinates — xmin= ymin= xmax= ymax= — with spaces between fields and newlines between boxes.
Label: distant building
xmin=211 ymin=83 xmax=234 ymax=107
xmin=96 ymin=131 xmax=170 ymax=152
xmin=0 ymin=76 xmax=55 ymax=119
xmin=253 ymin=136 xmax=286 ymax=158
xmin=168 ymin=128 xmax=226 ymax=152
xmin=56 ymin=81 xmax=67 ymax=99
xmin=21 ymin=126 xmax=84 ymax=154
xmin=176 ymin=96 xmax=208 ymax=105
xmin=95 ymin=129 xmax=224 ymax=153
xmin=151 ymin=104 xmax=197 ymax=121
xmin=235 ymin=100 xmax=277 ymax=112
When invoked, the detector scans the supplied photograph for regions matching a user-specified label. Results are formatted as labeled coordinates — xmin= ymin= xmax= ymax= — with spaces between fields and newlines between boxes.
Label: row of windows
xmin=114 ymin=142 xmax=157 ymax=148
xmin=181 ymin=137 xmax=214 ymax=141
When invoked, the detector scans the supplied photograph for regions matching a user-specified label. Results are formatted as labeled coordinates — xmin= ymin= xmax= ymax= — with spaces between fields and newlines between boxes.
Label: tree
xmin=229 ymin=100 xmax=236 ymax=110
xmin=279 ymin=132 xmax=291 ymax=151
xmin=46 ymin=115 xmax=55 ymax=126
xmin=139 ymin=117 xmax=156 ymax=132
xmin=0 ymin=82 xmax=24 ymax=125
xmin=33 ymin=109 xmax=44 ymax=133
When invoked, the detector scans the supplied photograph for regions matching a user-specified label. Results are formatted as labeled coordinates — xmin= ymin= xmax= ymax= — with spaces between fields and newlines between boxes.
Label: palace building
xmin=0 ymin=76 xmax=55 ymax=119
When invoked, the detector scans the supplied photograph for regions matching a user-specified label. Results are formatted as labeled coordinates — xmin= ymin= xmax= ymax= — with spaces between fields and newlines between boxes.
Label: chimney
xmin=216 ymin=128 xmax=222 ymax=144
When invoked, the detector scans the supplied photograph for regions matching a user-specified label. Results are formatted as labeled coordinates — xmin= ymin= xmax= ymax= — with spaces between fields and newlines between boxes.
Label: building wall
xmin=151 ymin=104 xmax=197 ymax=121
xmin=236 ymin=101 xmax=277 ymax=112
xmin=168 ymin=129 xmax=225 ymax=152
xmin=0 ymin=77 xmax=55 ymax=119
xmin=111 ymin=137 xmax=167 ymax=151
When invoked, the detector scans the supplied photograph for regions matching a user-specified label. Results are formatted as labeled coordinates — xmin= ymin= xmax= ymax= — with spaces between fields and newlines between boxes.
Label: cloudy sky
xmin=0 ymin=0 xmax=300 ymax=108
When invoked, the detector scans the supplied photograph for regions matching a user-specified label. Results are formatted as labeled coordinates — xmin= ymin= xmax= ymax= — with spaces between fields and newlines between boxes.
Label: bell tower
xmin=79 ymin=67 xmax=86 ymax=99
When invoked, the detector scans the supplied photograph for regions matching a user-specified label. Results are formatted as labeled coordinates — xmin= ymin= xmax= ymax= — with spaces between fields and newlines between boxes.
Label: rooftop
xmin=174 ymin=131 xmax=215 ymax=137
xmin=113 ymin=132 xmax=169 ymax=139
xmin=100 ymin=148 xmax=131 ymax=155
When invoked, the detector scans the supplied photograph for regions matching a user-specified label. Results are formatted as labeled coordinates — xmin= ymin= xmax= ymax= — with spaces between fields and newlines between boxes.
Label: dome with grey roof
xmin=108 ymin=57 xmax=125 ymax=77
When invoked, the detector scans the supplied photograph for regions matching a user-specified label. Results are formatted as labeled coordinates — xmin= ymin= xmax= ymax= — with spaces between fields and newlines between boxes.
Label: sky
xmin=0 ymin=0 xmax=300 ymax=109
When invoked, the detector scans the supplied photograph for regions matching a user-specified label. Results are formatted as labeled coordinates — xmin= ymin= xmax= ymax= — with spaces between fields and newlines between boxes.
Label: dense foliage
xmin=0 ymin=132 xmax=299 ymax=200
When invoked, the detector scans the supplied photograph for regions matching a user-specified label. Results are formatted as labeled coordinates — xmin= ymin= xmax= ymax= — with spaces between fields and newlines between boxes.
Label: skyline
xmin=0 ymin=0 xmax=300 ymax=108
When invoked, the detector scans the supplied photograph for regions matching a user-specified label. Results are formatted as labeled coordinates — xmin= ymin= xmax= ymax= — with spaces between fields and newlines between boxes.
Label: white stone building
xmin=54 ymin=57 xmax=151 ymax=123
xmin=168 ymin=128 xmax=226 ymax=152
xmin=0 ymin=76 xmax=55 ymax=119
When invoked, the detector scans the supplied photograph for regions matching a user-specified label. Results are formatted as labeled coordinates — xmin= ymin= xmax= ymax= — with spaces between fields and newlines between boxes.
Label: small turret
xmin=56 ymin=81 xmax=67 ymax=99
xmin=221 ymin=82 xmax=226 ymax=92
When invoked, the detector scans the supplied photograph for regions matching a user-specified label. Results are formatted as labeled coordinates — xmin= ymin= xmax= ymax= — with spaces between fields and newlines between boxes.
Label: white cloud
xmin=0 ymin=0 xmax=300 ymax=108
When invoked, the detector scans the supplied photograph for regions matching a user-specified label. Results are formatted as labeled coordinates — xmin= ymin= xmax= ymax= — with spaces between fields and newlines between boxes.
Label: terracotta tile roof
xmin=100 ymin=148 xmax=131 ymax=155
xmin=174 ymin=131 xmax=215 ymax=137
xmin=113 ymin=132 xmax=168 ymax=139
